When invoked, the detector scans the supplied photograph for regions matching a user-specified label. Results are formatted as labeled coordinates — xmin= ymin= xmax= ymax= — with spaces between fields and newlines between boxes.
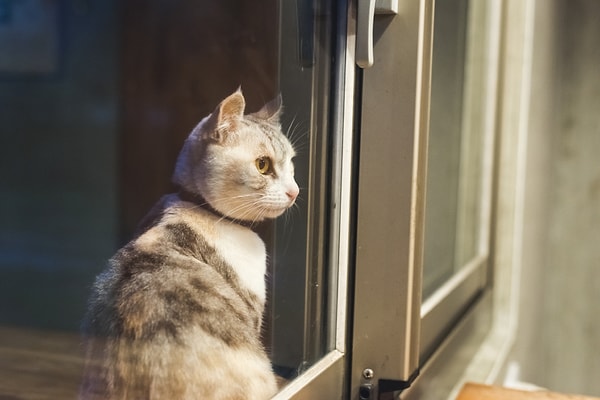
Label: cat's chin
xmin=261 ymin=207 xmax=289 ymax=220
xmin=228 ymin=205 xmax=290 ymax=222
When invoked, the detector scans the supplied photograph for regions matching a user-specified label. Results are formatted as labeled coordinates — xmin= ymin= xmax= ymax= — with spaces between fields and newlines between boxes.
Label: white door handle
xmin=356 ymin=0 xmax=399 ymax=69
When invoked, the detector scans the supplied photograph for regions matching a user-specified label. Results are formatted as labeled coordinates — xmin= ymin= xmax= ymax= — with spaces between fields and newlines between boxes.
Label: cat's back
xmin=88 ymin=194 xmax=267 ymax=340
xmin=81 ymin=195 xmax=277 ymax=400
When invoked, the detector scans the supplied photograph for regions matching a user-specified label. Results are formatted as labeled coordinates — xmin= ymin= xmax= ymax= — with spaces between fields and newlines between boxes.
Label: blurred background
xmin=0 ymin=0 xmax=278 ymax=332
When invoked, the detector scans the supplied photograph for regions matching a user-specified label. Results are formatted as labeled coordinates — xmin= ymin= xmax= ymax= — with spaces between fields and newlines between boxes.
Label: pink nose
xmin=286 ymin=183 xmax=299 ymax=201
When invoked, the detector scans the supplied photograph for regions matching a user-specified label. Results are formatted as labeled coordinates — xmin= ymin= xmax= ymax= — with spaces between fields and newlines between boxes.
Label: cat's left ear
xmin=253 ymin=94 xmax=282 ymax=124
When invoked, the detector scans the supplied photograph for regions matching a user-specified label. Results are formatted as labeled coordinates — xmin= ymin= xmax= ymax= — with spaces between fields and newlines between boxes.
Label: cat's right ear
xmin=253 ymin=94 xmax=282 ymax=123
xmin=204 ymin=90 xmax=246 ymax=143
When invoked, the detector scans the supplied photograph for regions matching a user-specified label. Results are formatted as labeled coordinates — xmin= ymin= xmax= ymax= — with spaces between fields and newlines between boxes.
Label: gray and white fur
xmin=79 ymin=89 xmax=299 ymax=400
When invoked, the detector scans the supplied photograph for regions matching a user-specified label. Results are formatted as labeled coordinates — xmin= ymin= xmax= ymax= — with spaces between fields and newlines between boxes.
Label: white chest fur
xmin=212 ymin=224 xmax=267 ymax=302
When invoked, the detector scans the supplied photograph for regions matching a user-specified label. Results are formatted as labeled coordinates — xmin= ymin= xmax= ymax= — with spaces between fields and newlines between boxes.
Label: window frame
xmin=420 ymin=0 xmax=502 ymax=363
xmin=350 ymin=0 xmax=435 ymax=398
xmin=273 ymin=0 xmax=504 ymax=397
xmin=272 ymin=0 xmax=356 ymax=397
xmin=403 ymin=0 xmax=538 ymax=397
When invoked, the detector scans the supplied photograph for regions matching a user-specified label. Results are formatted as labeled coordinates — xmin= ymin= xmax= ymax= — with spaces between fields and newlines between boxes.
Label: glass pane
xmin=268 ymin=0 xmax=337 ymax=380
xmin=422 ymin=0 xmax=485 ymax=299
xmin=0 ymin=3 xmax=119 ymax=398
xmin=0 ymin=0 xmax=337 ymax=396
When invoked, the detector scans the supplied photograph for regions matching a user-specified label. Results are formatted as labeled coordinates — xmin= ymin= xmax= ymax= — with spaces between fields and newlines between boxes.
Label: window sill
xmin=457 ymin=383 xmax=600 ymax=400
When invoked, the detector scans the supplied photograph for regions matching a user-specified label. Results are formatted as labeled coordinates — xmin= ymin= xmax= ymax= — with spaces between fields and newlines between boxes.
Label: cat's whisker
xmin=284 ymin=116 xmax=309 ymax=154
xmin=197 ymin=194 xmax=263 ymax=216
xmin=207 ymin=193 xmax=263 ymax=204
xmin=185 ymin=194 xmax=262 ymax=214
xmin=213 ymin=198 xmax=268 ymax=225
xmin=285 ymin=114 xmax=305 ymax=142
xmin=284 ymin=204 xmax=300 ymax=226
xmin=290 ymin=137 xmax=309 ymax=155
xmin=214 ymin=204 xmax=257 ymax=224
xmin=282 ymin=209 xmax=292 ymax=227
xmin=290 ymin=202 xmax=301 ymax=214
xmin=291 ymin=131 xmax=308 ymax=150
xmin=285 ymin=114 xmax=299 ymax=138
xmin=290 ymin=125 xmax=308 ymax=141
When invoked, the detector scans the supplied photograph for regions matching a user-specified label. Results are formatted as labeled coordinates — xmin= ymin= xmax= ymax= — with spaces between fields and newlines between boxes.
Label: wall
xmin=509 ymin=0 xmax=600 ymax=395
xmin=541 ymin=0 xmax=600 ymax=393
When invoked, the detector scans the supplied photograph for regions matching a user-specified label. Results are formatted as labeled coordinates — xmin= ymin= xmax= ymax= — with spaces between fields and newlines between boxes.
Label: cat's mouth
xmin=258 ymin=200 xmax=298 ymax=220
xmin=258 ymin=205 xmax=291 ymax=219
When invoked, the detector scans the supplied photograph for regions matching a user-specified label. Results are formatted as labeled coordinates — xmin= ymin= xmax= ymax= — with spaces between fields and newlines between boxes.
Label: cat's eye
xmin=255 ymin=157 xmax=272 ymax=174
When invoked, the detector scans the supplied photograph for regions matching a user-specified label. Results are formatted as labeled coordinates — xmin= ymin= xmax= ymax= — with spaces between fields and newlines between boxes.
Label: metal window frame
xmin=403 ymin=1 xmax=505 ymax=398
xmin=419 ymin=0 xmax=502 ymax=365
xmin=273 ymin=0 xmax=501 ymax=397
xmin=351 ymin=0 xmax=435 ymax=398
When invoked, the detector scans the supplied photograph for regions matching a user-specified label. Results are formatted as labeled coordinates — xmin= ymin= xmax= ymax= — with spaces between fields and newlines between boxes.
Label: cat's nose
xmin=286 ymin=183 xmax=299 ymax=202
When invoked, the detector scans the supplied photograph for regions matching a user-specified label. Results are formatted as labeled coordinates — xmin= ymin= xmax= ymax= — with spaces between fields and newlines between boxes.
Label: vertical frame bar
xmin=351 ymin=0 xmax=434 ymax=397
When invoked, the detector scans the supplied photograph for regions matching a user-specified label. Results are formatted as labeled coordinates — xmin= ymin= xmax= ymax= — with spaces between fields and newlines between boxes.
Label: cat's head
xmin=173 ymin=89 xmax=299 ymax=222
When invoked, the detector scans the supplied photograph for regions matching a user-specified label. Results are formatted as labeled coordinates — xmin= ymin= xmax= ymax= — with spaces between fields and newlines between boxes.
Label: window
xmin=351 ymin=0 xmax=501 ymax=398
xmin=269 ymin=0 xmax=343 ymax=381
xmin=0 ymin=0 xmax=351 ymax=397
xmin=0 ymin=0 xmax=503 ymax=398
xmin=420 ymin=0 xmax=499 ymax=363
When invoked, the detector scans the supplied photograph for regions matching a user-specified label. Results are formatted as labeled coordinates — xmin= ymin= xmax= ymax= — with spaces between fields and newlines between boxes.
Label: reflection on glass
xmin=423 ymin=0 xmax=485 ymax=299
xmin=269 ymin=0 xmax=336 ymax=379
xmin=0 ymin=0 xmax=335 ymax=396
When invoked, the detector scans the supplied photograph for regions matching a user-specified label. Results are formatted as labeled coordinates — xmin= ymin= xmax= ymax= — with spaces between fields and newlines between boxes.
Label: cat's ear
xmin=204 ymin=89 xmax=246 ymax=142
xmin=253 ymin=94 xmax=282 ymax=123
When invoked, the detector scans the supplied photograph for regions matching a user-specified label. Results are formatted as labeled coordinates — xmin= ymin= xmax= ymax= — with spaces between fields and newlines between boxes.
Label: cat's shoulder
xmin=134 ymin=194 xmax=264 ymax=254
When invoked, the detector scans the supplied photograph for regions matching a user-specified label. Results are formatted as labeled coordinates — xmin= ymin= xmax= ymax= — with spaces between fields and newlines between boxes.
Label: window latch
xmin=356 ymin=0 xmax=399 ymax=68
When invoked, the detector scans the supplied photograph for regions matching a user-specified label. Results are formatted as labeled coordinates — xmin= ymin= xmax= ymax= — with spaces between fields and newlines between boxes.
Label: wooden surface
xmin=0 ymin=325 xmax=290 ymax=399
xmin=457 ymin=383 xmax=600 ymax=400
xmin=0 ymin=326 xmax=84 ymax=399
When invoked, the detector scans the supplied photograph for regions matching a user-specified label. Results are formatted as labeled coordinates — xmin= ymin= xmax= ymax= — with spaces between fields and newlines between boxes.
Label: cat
xmin=79 ymin=89 xmax=299 ymax=400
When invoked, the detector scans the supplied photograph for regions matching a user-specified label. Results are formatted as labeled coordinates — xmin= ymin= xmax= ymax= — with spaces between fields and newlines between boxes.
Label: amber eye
xmin=255 ymin=157 xmax=272 ymax=174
